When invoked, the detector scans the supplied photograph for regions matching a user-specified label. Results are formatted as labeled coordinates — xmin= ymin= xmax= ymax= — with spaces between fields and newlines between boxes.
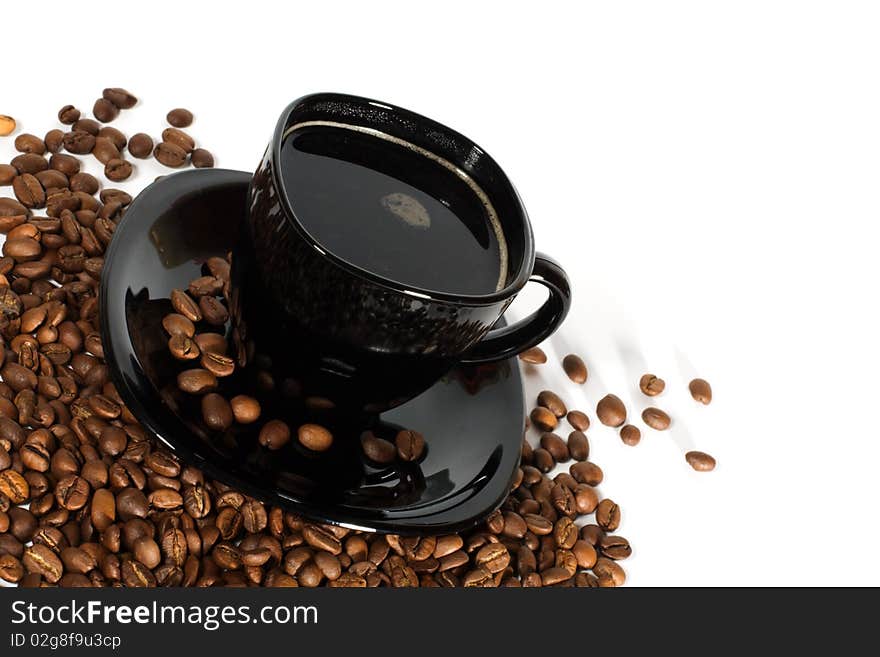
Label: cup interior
xmin=271 ymin=93 xmax=534 ymax=301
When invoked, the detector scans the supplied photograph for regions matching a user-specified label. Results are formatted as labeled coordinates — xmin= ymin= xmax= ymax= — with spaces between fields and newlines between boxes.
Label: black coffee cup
xmin=231 ymin=93 xmax=570 ymax=412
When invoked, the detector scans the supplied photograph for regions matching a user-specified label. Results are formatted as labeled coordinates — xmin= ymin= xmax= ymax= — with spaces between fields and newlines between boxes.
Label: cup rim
xmin=268 ymin=92 xmax=535 ymax=306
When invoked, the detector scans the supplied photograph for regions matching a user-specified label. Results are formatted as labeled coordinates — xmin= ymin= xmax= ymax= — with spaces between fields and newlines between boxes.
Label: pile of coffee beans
xmin=0 ymin=92 xmax=632 ymax=587
xmin=520 ymin=350 xmax=717 ymax=471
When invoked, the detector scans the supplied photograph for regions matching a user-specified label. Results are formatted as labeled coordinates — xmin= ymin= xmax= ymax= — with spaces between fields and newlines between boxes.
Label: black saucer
xmin=100 ymin=169 xmax=524 ymax=534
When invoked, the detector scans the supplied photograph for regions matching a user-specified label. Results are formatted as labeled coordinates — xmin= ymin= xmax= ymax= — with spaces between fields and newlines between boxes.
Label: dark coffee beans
xmin=689 ymin=378 xmax=712 ymax=405
xmin=530 ymin=407 xmax=557 ymax=432
xmin=58 ymin=105 xmax=81 ymax=124
xmin=128 ymin=133 xmax=153 ymax=159
xmin=395 ymin=429 xmax=425 ymax=461
xmin=154 ymin=142 xmax=187 ymax=168
xmin=619 ymin=424 xmax=641 ymax=446
xmin=93 ymin=98 xmax=120 ymax=123
xmin=567 ymin=431 xmax=589 ymax=460
xmin=518 ymin=346 xmax=547 ymax=364
xmin=562 ymin=354 xmax=588 ymax=383
xmin=102 ymin=88 xmax=138 ymax=109
xmin=361 ymin=432 xmax=395 ymax=464
xmin=639 ymin=373 xmax=665 ymax=396
xmin=258 ymin=420 xmax=290 ymax=450
xmin=596 ymin=394 xmax=626 ymax=427
xmin=298 ymin=424 xmax=333 ymax=452
xmin=167 ymin=108 xmax=193 ymax=127
xmin=104 ymin=159 xmax=132 ymax=182
xmin=685 ymin=450 xmax=716 ymax=471
xmin=642 ymin=407 xmax=671 ymax=430
xmin=191 ymin=148 xmax=214 ymax=168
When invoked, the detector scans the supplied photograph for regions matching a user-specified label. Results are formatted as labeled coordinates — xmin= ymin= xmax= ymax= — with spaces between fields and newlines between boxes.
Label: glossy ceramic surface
xmin=237 ymin=93 xmax=571 ymax=412
xmin=100 ymin=169 xmax=525 ymax=533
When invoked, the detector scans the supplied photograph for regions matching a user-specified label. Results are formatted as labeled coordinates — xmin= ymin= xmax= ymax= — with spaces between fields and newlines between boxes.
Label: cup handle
xmin=459 ymin=253 xmax=571 ymax=366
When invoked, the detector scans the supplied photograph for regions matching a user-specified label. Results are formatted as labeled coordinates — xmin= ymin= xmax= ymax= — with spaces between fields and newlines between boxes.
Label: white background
xmin=2 ymin=1 xmax=879 ymax=586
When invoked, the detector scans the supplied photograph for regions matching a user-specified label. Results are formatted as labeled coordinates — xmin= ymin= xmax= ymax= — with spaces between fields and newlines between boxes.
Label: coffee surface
xmin=279 ymin=124 xmax=506 ymax=296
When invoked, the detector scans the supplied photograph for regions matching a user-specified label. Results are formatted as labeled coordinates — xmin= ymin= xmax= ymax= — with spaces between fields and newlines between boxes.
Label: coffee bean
xmin=642 ymin=407 xmax=671 ymax=430
xmin=639 ymin=373 xmax=665 ymax=396
xmin=98 ymin=126 xmax=127 ymax=150
xmin=43 ymin=129 xmax=64 ymax=154
xmin=596 ymin=394 xmax=626 ymax=427
xmin=121 ymin=559 xmax=156 ymax=587
xmin=169 ymin=334 xmax=199 ymax=360
xmin=0 ymin=115 xmax=15 ymax=136
xmin=93 ymin=98 xmax=120 ymax=123
xmin=162 ymin=313 xmax=195 ymax=338
xmin=297 ymin=424 xmax=333 ymax=452
xmin=501 ymin=511 xmax=527 ymax=539
xmin=619 ymin=424 xmax=641 ymax=446
xmin=570 ymin=461 xmax=603 ymax=486
xmin=361 ymin=432 xmax=395 ymax=464
xmin=58 ymin=105 xmax=81 ymax=125
xmin=572 ymin=539 xmax=598 ymax=569
xmin=201 ymin=393 xmax=233 ymax=431
xmin=149 ymin=488 xmax=183 ymax=510
xmin=74 ymin=119 xmax=100 ymax=136
xmin=167 ymin=108 xmax=193 ymax=128
xmin=564 ymin=412 xmax=589 ymax=435
xmin=188 ymin=275 xmax=223 ymax=297
xmin=91 ymin=488 xmax=115 ymax=531
xmin=229 ymin=395 xmax=260 ymax=424
xmin=194 ymin=333 xmax=227 ymax=354
xmin=573 ymin=483 xmax=598 ymax=514
xmin=0 ymin=470 xmax=29 ymax=504
xmin=596 ymin=499 xmax=621 ymax=531
xmin=177 ymin=369 xmax=217 ymax=394
xmin=191 ymin=149 xmax=214 ymax=168
xmin=0 ymin=164 xmax=16 ymax=185
xmin=12 ymin=174 xmax=45 ymax=209
xmin=61 ymin=547 xmax=97 ymax=574
xmin=518 ymin=346 xmax=546 ymax=364
xmin=258 ymin=420 xmax=290 ymax=450
xmin=170 ymin=289 xmax=201 ymax=322
xmin=154 ymin=142 xmax=187 ymax=168
xmin=594 ymin=557 xmax=626 ymax=587
xmin=685 ymin=450 xmax=716 ymax=471
xmin=688 ymin=378 xmax=712 ymax=405
xmin=92 ymin=137 xmax=121 ymax=165
xmin=567 ymin=430 xmax=589 ymax=461
xmin=198 ymin=295 xmax=227 ymax=325
xmin=540 ymin=432 xmax=568 ymax=461
xmin=23 ymin=544 xmax=63 ymax=583
xmin=128 ymin=133 xmax=154 ymax=159
xmin=105 ymin=159 xmax=132 ymax=182
xmin=533 ymin=448 xmax=554 ymax=473
xmin=0 ymin=553 xmax=23 ymax=583
xmin=162 ymin=127 xmax=195 ymax=153
xmin=599 ymin=534 xmax=632 ymax=560
xmin=523 ymin=513 xmax=552 ymax=535
xmin=63 ymin=131 xmax=96 ymax=155
xmin=55 ymin=474 xmax=89 ymax=510
xmin=537 ymin=390 xmax=567 ymax=418
xmin=530 ymin=406 xmax=557 ymax=432
xmin=103 ymin=88 xmax=138 ymax=109
xmin=50 ymin=153 xmax=80 ymax=177
xmin=200 ymin=351 xmax=234 ymax=377
xmin=562 ymin=354 xmax=587 ymax=383
xmin=69 ymin=172 xmax=99 ymax=194
xmin=395 ymin=429 xmax=425 ymax=461
xmin=14 ymin=134 xmax=46 ymax=155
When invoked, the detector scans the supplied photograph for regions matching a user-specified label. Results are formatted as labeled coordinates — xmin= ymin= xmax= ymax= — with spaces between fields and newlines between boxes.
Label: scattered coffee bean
xmin=93 ymin=98 xmax=120 ymax=123
xmin=0 ymin=164 xmax=16 ymax=185
xmin=93 ymin=137 xmax=121 ymax=165
xmin=567 ymin=430 xmax=589 ymax=461
xmin=298 ymin=424 xmax=333 ymax=452
xmin=639 ymin=373 xmax=665 ymax=396
xmin=202 ymin=393 xmax=233 ymax=431
xmin=105 ymin=159 xmax=132 ymax=182
xmin=14 ymin=134 xmax=46 ymax=155
xmin=599 ymin=534 xmax=632 ymax=560
xmin=63 ymin=131 xmax=96 ymax=155
xmin=566 ymin=410 xmax=589 ymax=431
xmin=170 ymin=289 xmax=201 ymax=322
xmin=167 ymin=108 xmax=194 ymax=127
xmin=0 ymin=115 xmax=16 ymax=136
xmin=537 ymin=390 xmax=566 ymax=417
xmin=518 ymin=346 xmax=547 ymax=364
xmin=570 ymin=461 xmax=603 ymax=486
xmin=229 ymin=395 xmax=260 ymax=424
xmin=103 ymin=88 xmax=138 ymax=109
xmin=128 ymin=133 xmax=154 ymax=159
xmin=596 ymin=499 xmax=621 ymax=531
xmin=259 ymin=420 xmax=290 ymax=450
xmin=361 ymin=432 xmax=395 ymax=464
xmin=685 ymin=450 xmax=716 ymax=471
xmin=529 ymin=406 xmax=557 ymax=432
xmin=619 ymin=424 xmax=641 ymax=446
xmin=154 ymin=142 xmax=188 ymax=168
xmin=191 ymin=148 xmax=214 ymax=168
xmin=562 ymin=354 xmax=588 ymax=383
xmin=642 ymin=407 xmax=671 ymax=430
xmin=177 ymin=369 xmax=217 ymax=394
xmin=58 ymin=105 xmax=81 ymax=125
xmin=689 ymin=378 xmax=712 ymax=405
xmin=533 ymin=448 xmax=554 ymax=473
xmin=540 ymin=432 xmax=568 ymax=461
xmin=596 ymin=394 xmax=626 ymax=427
xmin=395 ymin=429 xmax=425 ymax=461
